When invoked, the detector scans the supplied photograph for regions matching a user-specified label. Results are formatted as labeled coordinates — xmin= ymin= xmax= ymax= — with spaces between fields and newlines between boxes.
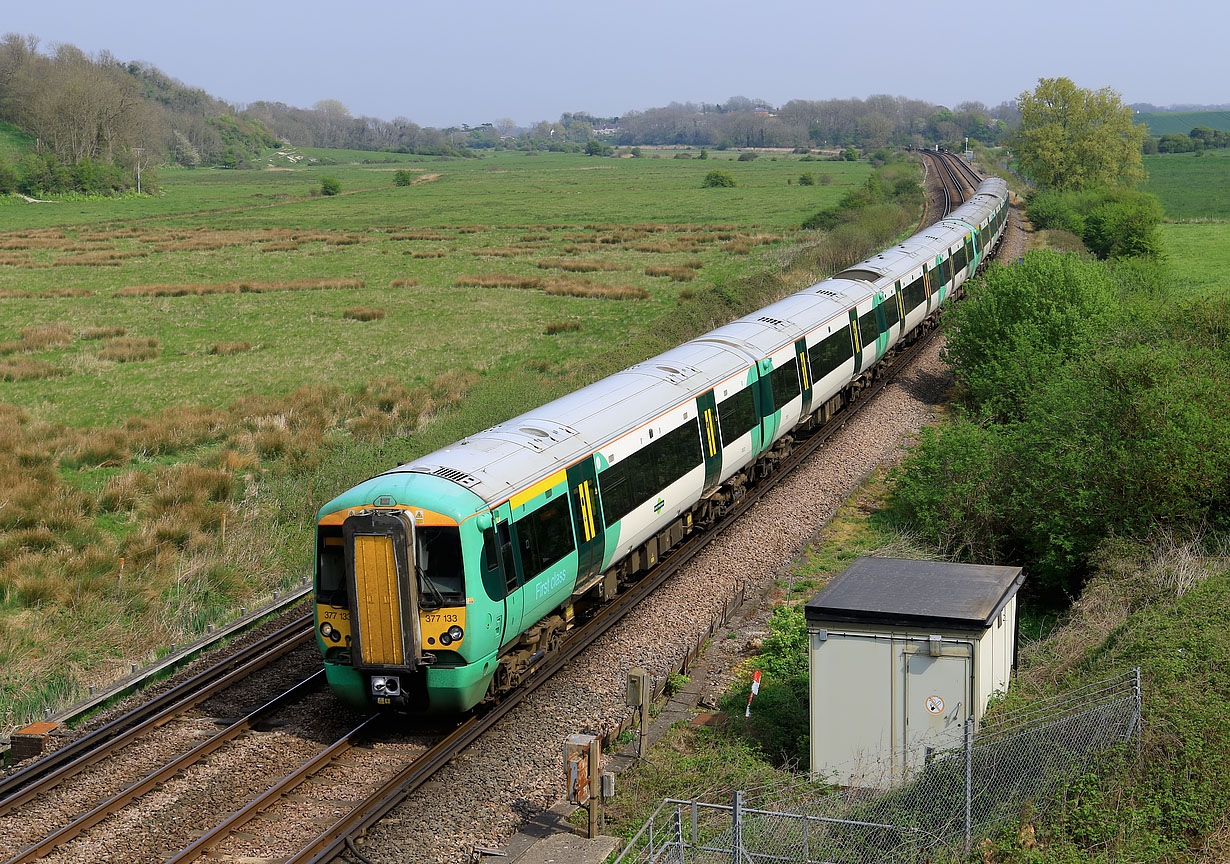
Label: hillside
xmin=1135 ymin=109 xmax=1230 ymax=135
xmin=0 ymin=119 xmax=34 ymax=164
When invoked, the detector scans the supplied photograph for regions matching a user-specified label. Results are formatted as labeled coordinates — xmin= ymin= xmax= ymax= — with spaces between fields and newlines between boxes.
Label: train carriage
xmin=314 ymin=176 xmax=1010 ymax=713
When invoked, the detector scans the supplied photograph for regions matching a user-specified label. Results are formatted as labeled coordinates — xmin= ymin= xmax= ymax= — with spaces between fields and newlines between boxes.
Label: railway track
xmin=0 ymin=161 xmax=999 ymax=863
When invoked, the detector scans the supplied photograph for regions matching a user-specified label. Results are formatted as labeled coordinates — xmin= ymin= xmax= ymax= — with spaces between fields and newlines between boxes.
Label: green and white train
xmin=314 ymin=176 xmax=1010 ymax=713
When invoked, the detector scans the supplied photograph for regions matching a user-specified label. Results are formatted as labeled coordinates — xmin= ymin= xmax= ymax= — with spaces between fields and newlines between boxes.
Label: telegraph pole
xmin=134 ymin=148 xmax=144 ymax=194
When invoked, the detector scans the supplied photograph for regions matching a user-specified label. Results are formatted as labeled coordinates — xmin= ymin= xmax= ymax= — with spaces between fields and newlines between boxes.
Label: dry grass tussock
xmin=1016 ymin=532 xmax=1229 ymax=693
xmin=0 ymin=324 xmax=73 ymax=355
xmin=44 ymin=287 xmax=95 ymax=298
xmin=0 ymin=358 xmax=61 ymax=381
xmin=632 ymin=240 xmax=703 ymax=254
xmin=390 ymin=278 xmax=419 ymax=288
xmin=543 ymin=277 xmax=648 ymax=300
xmin=209 ymin=341 xmax=253 ymax=356
xmin=260 ymin=241 xmax=302 ymax=252
xmin=80 ymin=325 xmax=127 ymax=340
xmin=644 ymin=265 xmax=697 ymax=281
xmin=343 ymin=306 xmax=386 ymax=321
xmin=116 ymin=279 xmax=365 ymax=297
xmin=0 ymin=364 xmax=484 ymax=732
xmin=0 ymin=238 xmax=65 ymax=250
xmin=537 ymin=258 xmax=631 ymax=273
xmin=471 ymin=246 xmax=539 ymax=257
xmin=97 ymin=337 xmax=159 ymax=362
xmin=545 ymin=320 xmax=582 ymax=335
xmin=0 ymin=255 xmax=31 ymax=267
xmin=409 ymin=250 xmax=445 ymax=259
xmin=455 ymin=273 xmax=544 ymax=290
xmin=390 ymin=230 xmax=451 ymax=241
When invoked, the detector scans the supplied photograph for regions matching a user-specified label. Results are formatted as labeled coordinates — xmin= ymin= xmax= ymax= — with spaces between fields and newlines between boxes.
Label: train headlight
xmin=320 ymin=622 xmax=333 ymax=638
xmin=371 ymin=676 xmax=401 ymax=697
xmin=447 ymin=625 xmax=464 ymax=642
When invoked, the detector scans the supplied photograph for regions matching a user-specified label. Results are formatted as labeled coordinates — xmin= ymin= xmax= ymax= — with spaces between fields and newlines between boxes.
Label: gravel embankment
xmin=358 ymin=333 xmax=956 ymax=864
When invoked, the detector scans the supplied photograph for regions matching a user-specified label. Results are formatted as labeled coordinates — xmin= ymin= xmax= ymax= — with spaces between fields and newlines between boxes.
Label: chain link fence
xmin=616 ymin=668 xmax=1142 ymax=864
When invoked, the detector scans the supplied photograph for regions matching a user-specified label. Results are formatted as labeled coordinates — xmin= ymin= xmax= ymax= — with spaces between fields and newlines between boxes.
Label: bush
xmin=320 ymin=176 xmax=341 ymax=196
xmin=737 ymin=152 xmax=758 ymax=162
xmin=893 ymin=251 xmax=1230 ymax=597
xmin=393 ymin=170 xmax=413 ymax=186
xmin=1026 ymin=188 xmax=1164 ymax=261
xmin=701 ymin=169 xmax=736 ymax=188
xmin=673 ymin=152 xmax=693 ymax=160
xmin=697 ymin=149 xmax=708 ymax=160
xmin=797 ymin=173 xmax=815 ymax=186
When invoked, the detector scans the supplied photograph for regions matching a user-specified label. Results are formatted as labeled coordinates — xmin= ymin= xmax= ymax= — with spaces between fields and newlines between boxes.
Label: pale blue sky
xmin=6 ymin=0 xmax=1227 ymax=127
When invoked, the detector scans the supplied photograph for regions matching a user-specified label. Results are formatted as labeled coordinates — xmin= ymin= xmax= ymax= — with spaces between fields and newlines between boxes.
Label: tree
xmin=393 ymin=169 xmax=413 ymax=187
xmin=320 ymin=176 xmax=340 ymax=196
xmin=1014 ymin=77 xmax=1145 ymax=191
xmin=701 ymin=169 xmax=735 ymax=188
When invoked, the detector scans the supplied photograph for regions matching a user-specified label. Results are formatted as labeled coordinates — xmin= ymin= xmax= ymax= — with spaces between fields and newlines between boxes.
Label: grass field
xmin=1135 ymin=110 xmax=1230 ymax=136
xmin=1160 ymin=223 xmax=1230 ymax=296
xmin=0 ymin=147 xmax=882 ymax=734
xmin=0 ymin=120 xmax=33 ymax=165
xmin=1142 ymin=151 xmax=1230 ymax=220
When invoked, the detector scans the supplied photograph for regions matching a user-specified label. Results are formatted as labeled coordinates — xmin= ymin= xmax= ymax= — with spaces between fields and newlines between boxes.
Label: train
xmin=313 ymin=173 xmax=1011 ymax=713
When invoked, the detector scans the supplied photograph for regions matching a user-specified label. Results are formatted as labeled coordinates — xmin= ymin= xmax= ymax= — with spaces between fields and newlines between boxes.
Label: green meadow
xmin=1142 ymin=150 xmax=1230 ymax=220
xmin=0 ymin=150 xmax=869 ymax=427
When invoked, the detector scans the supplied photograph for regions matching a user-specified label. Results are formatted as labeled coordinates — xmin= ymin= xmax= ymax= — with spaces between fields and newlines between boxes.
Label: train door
xmin=794 ymin=338 xmax=813 ymax=417
xmin=495 ymin=514 xmax=523 ymax=647
xmin=696 ymin=390 xmax=722 ymax=492
xmin=849 ymin=308 xmax=863 ymax=374
xmin=873 ymin=293 xmax=889 ymax=358
xmin=566 ymin=457 xmax=605 ymax=584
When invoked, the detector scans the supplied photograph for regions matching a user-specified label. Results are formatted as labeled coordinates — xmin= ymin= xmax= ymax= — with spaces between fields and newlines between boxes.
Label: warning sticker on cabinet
xmin=925 ymin=695 xmax=945 ymax=715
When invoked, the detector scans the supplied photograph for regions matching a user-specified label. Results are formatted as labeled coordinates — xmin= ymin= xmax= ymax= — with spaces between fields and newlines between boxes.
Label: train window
xmin=769 ymin=357 xmax=800 ymax=412
xmin=316 ymin=527 xmax=346 ymax=606
xmin=858 ymin=308 xmax=879 ymax=350
xmin=881 ymin=296 xmax=900 ymax=329
xmin=599 ymin=447 xmax=653 ymax=527
xmin=717 ymin=386 xmax=757 ymax=446
xmin=904 ymin=275 xmax=927 ymax=311
xmin=939 ymin=254 xmax=951 ymax=285
xmin=808 ymin=326 xmax=854 ymax=379
xmin=515 ymin=497 xmax=574 ymax=577
xmin=480 ymin=528 xmax=504 ymax=601
xmin=415 ymin=526 xmax=466 ymax=609
xmin=654 ymin=418 xmax=703 ymax=489
xmin=972 ymin=231 xmax=981 ymax=253
xmin=953 ymin=245 xmax=968 ymax=273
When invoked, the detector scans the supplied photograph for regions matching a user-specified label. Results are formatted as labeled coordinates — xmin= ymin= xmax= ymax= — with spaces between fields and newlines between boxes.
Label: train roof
xmin=376 ymin=175 xmax=1012 ymax=513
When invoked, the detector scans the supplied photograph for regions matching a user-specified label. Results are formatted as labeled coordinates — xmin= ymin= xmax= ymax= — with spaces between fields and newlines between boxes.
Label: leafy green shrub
xmin=726 ymin=605 xmax=810 ymax=765
xmin=1027 ymin=188 xmax=1164 ymax=260
xmin=697 ymin=149 xmax=709 ymax=160
xmin=737 ymin=152 xmax=759 ymax=162
xmin=320 ymin=176 xmax=341 ymax=196
xmin=393 ymin=169 xmax=413 ymax=187
xmin=893 ymin=251 xmax=1230 ymax=597
xmin=702 ymin=169 xmax=736 ymax=188
xmin=798 ymin=173 xmax=815 ymax=186
xmin=673 ymin=151 xmax=693 ymax=160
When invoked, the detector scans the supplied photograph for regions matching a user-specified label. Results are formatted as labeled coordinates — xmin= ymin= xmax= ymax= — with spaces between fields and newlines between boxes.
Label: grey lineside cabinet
xmin=804 ymin=557 xmax=1024 ymax=787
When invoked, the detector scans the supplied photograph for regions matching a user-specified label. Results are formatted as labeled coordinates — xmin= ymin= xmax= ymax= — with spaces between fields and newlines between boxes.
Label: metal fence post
xmin=964 ymin=716 xmax=974 ymax=855
xmin=674 ymin=805 xmax=684 ymax=863
xmin=692 ymin=799 xmax=699 ymax=850
xmin=1133 ymin=666 xmax=1143 ymax=760
xmin=732 ymin=790 xmax=744 ymax=864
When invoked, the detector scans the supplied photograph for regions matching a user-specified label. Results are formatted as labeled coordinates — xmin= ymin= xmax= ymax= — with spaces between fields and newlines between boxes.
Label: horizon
xmin=4 ymin=0 xmax=1227 ymax=130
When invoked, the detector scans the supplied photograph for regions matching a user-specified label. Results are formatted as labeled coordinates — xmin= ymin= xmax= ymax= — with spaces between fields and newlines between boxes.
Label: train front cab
xmin=314 ymin=477 xmax=501 ymax=713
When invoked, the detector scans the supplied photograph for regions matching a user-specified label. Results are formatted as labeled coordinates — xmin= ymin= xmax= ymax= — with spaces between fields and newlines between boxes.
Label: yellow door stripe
xmin=798 ymin=351 xmax=810 ymax=390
